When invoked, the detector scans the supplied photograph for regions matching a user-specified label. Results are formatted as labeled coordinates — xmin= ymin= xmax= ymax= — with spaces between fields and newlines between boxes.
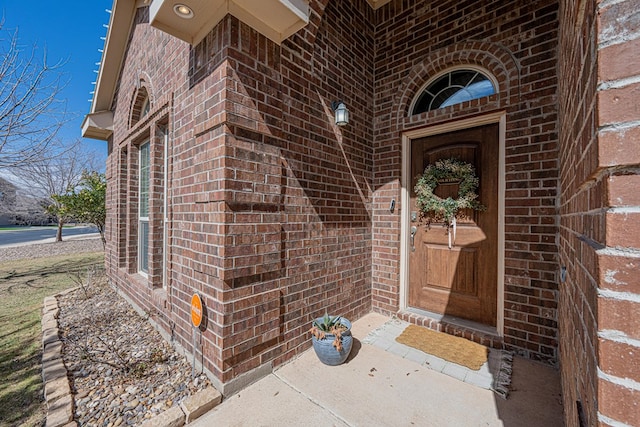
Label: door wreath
xmin=414 ymin=158 xmax=485 ymax=248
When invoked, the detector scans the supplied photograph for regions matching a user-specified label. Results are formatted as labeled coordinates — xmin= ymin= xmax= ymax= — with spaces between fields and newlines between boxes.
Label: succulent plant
xmin=310 ymin=312 xmax=348 ymax=352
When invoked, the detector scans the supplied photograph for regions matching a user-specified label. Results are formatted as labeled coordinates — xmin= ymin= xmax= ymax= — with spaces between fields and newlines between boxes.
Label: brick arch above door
xmin=393 ymin=41 xmax=521 ymax=132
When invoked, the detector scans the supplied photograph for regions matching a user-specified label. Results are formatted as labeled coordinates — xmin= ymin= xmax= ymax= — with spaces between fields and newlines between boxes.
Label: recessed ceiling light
xmin=173 ymin=4 xmax=193 ymax=19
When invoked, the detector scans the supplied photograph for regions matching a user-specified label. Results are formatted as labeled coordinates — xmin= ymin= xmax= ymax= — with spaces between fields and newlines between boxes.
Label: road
xmin=0 ymin=226 xmax=99 ymax=247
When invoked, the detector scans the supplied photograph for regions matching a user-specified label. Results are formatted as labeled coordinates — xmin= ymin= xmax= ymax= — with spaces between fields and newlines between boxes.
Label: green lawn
xmin=0 ymin=252 xmax=104 ymax=427
xmin=0 ymin=226 xmax=30 ymax=231
xmin=0 ymin=225 xmax=78 ymax=231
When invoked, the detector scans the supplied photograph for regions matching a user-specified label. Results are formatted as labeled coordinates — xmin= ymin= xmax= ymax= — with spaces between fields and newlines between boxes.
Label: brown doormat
xmin=396 ymin=325 xmax=488 ymax=371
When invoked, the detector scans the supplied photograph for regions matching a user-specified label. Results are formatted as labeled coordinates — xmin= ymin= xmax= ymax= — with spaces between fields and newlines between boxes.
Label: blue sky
xmin=1 ymin=0 xmax=113 ymax=163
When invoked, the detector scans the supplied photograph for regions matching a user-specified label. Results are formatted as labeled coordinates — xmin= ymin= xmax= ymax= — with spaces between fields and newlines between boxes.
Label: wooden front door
xmin=409 ymin=124 xmax=499 ymax=326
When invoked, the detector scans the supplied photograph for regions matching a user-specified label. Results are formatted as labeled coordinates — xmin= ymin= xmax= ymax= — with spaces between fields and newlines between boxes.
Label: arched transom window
xmin=130 ymin=86 xmax=151 ymax=127
xmin=411 ymin=69 xmax=497 ymax=115
xmin=141 ymin=96 xmax=150 ymax=118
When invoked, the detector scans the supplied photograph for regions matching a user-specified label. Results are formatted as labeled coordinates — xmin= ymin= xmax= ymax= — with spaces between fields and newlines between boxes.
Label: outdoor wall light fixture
xmin=173 ymin=4 xmax=194 ymax=18
xmin=331 ymin=101 xmax=349 ymax=126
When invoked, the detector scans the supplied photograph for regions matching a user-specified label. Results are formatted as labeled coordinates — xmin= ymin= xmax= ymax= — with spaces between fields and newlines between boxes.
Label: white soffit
xmin=366 ymin=0 xmax=392 ymax=9
xmin=81 ymin=111 xmax=114 ymax=140
xmin=149 ymin=0 xmax=310 ymax=45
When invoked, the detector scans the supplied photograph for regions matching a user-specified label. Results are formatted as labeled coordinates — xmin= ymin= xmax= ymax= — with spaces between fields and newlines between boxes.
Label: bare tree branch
xmin=10 ymin=139 xmax=102 ymax=240
xmin=10 ymin=140 xmax=98 ymax=197
xmin=0 ymin=20 xmax=71 ymax=168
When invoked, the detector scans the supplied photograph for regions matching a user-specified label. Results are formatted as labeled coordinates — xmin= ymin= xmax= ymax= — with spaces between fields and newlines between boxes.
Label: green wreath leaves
xmin=414 ymin=158 xmax=485 ymax=227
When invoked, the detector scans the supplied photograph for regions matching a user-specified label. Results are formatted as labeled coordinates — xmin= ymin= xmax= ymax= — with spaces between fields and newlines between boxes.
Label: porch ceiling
xmin=149 ymin=0 xmax=310 ymax=46
xmin=366 ymin=0 xmax=392 ymax=9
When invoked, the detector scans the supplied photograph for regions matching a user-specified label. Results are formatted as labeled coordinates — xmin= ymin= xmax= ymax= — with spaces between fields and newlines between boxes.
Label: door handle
xmin=410 ymin=226 xmax=417 ymax=252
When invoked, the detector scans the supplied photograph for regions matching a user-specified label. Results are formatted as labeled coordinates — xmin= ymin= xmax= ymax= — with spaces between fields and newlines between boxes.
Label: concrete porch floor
xmin=192 ymin=313 xmax=564 ymax=426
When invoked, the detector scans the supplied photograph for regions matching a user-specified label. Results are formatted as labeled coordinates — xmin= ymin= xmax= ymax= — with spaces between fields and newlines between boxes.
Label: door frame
xmin=399 ymin=111 xmax=506 ymax=336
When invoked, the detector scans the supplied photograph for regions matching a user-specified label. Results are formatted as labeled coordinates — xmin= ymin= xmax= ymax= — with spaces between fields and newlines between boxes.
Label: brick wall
xmin=558 ymin=0 xmax=640 ymax=425
xmin=209 ymin=0 xmax=375 ymax=382
xmin=373 ymin=0 xmax=560 ymax=363
xmin=557 ymin=0 xmax=599 ymax=423
xmin=104 ymin=2 xmax=375 ymax=388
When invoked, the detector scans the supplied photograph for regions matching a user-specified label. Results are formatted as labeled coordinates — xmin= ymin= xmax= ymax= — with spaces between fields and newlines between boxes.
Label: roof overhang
xmin=149 ymin=0 xmax=310 ymax=45
xmin=82 ymin=0 xmax=138 ymax=140
xmin=366 ymin=0 xmax=392 ymax=9
xmin=82 ymin=110 xmax=114 ymax=140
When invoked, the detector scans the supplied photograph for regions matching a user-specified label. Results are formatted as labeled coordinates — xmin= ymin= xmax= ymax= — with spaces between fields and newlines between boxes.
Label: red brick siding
xmin=116 ymin=147 xmax=127 ymax=269
xmin=148 ymin=125 xmax=165 ymax=287
xmin=105 ymin=2 xmax=374 ymax=385
xmin=209 ymin=0 xmax=375 ymax=381
xmin=125 ymin=145 xmax=139 ymax=274
xmin=557 ymin=0 xmax=599 ymax=422
xmin=373 ymin=0 xmax=560 ymax=363
xmin=559 ymin=0 xmax=640 ymax=425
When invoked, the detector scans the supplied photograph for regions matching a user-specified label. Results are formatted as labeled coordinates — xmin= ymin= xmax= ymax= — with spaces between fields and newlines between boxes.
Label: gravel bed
xmin=4 ymin=238 xmax=213 ymax=425
xmin=57 ymin=274 xmax=212 ymax=426
xmin=0 ymin=238 xmax=104 ymax=262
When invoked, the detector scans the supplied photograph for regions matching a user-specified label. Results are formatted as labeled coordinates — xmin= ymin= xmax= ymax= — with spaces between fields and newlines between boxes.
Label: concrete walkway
xmin=192 ymin=313 xmax=563 ymax=426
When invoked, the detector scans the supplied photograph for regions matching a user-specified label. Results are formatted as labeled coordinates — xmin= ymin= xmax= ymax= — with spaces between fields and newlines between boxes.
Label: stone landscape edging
xmin=42 ymin=290 xmax=77 ymax=427
xmin=41 ymin=289 xmax=222 ymax=427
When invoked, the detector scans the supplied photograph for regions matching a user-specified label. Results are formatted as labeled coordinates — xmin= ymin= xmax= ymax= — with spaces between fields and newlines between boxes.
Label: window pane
xmin=139 ymin=220 xmax=149 ymax=273
xmin=450 ymin=70 xmax=476 ymax=87
xmin=441 ymin=80 xmax=496 ymax=108
xmin=413 ymin=91 xmax=433 ymax=115
xmin=431 ymin=86 xmax=462 ymax=110
xmin=139 ymin=142 xmax=150 ymax=217
xmin=425 ymin=74 xmax=449 ymax=100
xmin=141 ymin=97 xmax=150 ymax=117
xmin=139 ymin=141 xmax=150 ymax=275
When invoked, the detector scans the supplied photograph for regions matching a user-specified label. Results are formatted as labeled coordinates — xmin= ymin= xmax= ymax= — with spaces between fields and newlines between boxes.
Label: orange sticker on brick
xmin=191 ymin=293 xmax=203 ymax=328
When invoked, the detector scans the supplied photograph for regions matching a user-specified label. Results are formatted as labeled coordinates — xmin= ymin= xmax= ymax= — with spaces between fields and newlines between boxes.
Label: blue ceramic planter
xmin=311 ymin=317 xmax=353 ymax=366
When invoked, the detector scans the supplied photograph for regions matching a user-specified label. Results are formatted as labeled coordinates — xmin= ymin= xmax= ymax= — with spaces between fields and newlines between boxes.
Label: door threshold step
xmin=398 ymin=308 xmax=503 ymax=350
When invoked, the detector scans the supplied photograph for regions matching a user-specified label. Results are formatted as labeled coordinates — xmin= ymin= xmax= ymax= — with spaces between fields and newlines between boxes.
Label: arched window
xmin=141 ymin=96 xmax=150 ymax=118
xmin=411 ymin=69 xmax=496 ymax=115
xmin=130 ymin=86 xmax=151 ymax=127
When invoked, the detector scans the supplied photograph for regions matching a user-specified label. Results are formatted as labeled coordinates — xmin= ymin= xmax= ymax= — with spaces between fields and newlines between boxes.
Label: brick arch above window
xmin=394 ymin=41 xmax=520 ymax=129
xmin=128 ymin=78 xmax=154 ymax=128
